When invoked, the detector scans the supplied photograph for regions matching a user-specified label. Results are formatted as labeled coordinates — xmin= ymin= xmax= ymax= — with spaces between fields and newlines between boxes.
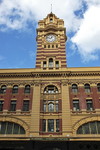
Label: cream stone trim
xmin=0 ymin=80 xmax=34 ymax=87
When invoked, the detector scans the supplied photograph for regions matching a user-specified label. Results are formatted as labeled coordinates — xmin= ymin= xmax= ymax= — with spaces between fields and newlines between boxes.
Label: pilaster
xmin=30 ymin=81 xmax=41 ymax=136
xmin=61 ymin=80 xmax=72 ymax=136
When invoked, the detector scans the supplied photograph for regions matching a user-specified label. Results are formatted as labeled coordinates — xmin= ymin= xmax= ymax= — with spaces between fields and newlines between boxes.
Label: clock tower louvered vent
xmin=36 ymin=13 xmax=67 ymax=69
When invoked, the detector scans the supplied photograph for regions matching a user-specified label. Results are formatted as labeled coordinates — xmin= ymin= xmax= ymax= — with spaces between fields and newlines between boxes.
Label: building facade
xmin=0 ymin=13 xmax=100 ymax=150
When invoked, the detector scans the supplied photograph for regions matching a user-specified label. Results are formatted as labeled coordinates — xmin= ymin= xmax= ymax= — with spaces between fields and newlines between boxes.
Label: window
xmin=86 ymin=100 xmax=93 ymax=111
xmin=55 ymin=100 xmax=59 ymax=112
xmin=56 ymin=119 xmax=60 ymax=132
xmin=44 ymin=45 xmax=46 ymax=48
xmin=72 ymin=84 xmax=78 ymax=93
xmin=84 ymin=84 xmax=91 ymax=93
xmin=48 ymin=45 xmax=50 ymax=48
xmin=49 ymin=58 xmax=53 ymax=68
xmin=50 ymin=18 xmax=53 ymax=22
xmin=43 ymin=100 xmax=46 ymax=112
xmin=56 ymin=44 xmax=58 ymax=48
xmin=24 ymin=85 xmax=30 ymax=93
xmin=44 ymin=85 xmax=58 ymax=94
xmin=10 ymin=100 xmax=16 ymax=111
xmin=97 ymin=83 xmax=100 ymax=92
xmin=42 ymin=119 xmax=60 ymax=132
xmin=0 ymin=101 xmax=4 ymax=111
xmin=0 ymin=85 xmax=6 ymax=94
xmin=52 ymin=45 xmax=54 ymax=48
xmin=77 ymin=121 xmax=100 ymax=134
xmin=48 ymin=102 xmax=54 ymax=112
xmin=0 ymin=121 xmax=25 ymax=134
xmin=48 ymin=119 xmax=54 ymax=132
xmin=22 ymin=100 xmax=29 ymax=111
xmin=42 ymin=119 xmax=46 ymax=132
xmin=43 ymin=61 xmax=47 ymax=68
xmin=73 ymin=100 xmax=80 ymax=111
xmin=43 ymin=100 xmax=59 ymax=112
xmin=12 ymin=85 xmax=18 ymax=93
xmin=55 ymin=61 xmax=59 ymax=68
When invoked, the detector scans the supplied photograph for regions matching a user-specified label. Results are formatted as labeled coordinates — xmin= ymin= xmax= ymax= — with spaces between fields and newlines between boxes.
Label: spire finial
xmin=51 ymin=4 xmax=52 ymax=13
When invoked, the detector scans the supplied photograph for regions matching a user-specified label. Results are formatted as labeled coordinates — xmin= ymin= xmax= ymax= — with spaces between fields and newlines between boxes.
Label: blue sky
xmin=0 ymin=0 xmax=100 ymax=69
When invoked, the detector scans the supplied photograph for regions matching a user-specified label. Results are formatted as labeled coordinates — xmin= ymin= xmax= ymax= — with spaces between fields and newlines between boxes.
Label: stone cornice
xmin=0 ymin=80 xmax=34 ymax=86
xmin=0 ymin=70 xmax=100 ymax=78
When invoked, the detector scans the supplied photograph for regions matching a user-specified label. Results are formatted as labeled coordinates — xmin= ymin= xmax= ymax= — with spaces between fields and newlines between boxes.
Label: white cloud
xmin=72 ymin=4 xmax=100 ymax=62
xmin=0 ymin=0 xmax=100 ymax=62
xmin=0 ymin=0 xmax=82 ymax=31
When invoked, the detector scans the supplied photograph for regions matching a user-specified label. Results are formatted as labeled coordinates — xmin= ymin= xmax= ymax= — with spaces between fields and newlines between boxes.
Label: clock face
xmin=46 ymin=34 xmax=56 ymax=42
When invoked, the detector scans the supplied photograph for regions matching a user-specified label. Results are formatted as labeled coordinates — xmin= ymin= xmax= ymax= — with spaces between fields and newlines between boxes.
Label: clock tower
xmin=36 ymin=12 xmax=67 ymax=69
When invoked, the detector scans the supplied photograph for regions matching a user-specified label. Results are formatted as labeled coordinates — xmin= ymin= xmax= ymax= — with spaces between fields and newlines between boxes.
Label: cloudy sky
xmin=0 ymin=0 xmax=100 ymax=68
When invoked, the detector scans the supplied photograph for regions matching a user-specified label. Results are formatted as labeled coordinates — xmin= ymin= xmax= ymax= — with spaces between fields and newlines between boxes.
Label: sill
xmin=8 ymin=111 xmax=16 ymax=114
xmin=39 ymin=132 xmax=62 ymax=135
xmin=3 ymin=111 xmax=30 ymax=114
xmin=12 ymin=93 xmax=18 ymax=94
xmin=49 ymin=67 xmax=53 ymax=70
xmin=43 ymin=93 xmax=59 ymax=95
xmin=43 ymin=68 xmax=47 ymax=70
xmin=21 ymin=111 xmax=30 ymax=113
xmin=24 ymin=93 xmax=30 ymax=94
xmin=40 ymin=111 xmax=61 ymax=113
xmin=86 ymin=110 xmax=96 ymax=113
xmin=72 ymin=110 xmax=82 ymax=113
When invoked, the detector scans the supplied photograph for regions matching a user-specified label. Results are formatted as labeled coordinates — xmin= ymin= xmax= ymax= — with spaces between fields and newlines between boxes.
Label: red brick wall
xmin=69 ymin=86 xmax=100 ymax=110
xmin=1 ymin=87 xmax=33 ymax=111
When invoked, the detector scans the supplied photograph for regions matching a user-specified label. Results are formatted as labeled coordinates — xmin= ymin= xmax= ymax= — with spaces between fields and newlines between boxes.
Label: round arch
xmin=0 ymin=116 xmax=30 ymax=135
xmin=41 ymin=83 xmax=60 ymax=94
xmin=72 ymin=115 xmax=100 ymax=135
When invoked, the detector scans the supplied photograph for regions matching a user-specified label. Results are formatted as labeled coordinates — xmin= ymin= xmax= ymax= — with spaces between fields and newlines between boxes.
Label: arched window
xmin=48 ymin=102 xmax=54 ymax=112
xmin=43 ymin=100 xmax=59 ymax=112
xmin=50 ymin=18 xmax=53 ymax=22
xmin=97 ymin=83 xmax=100 ymax=92
xmin=24 ymin=85 xmax=30 ymax=93
xmin=49 ymin=58 xmax=53 ymax=68
xmin=43 ymin=61 xmax=47 ymax=68
xmin=55 ymin=61 xmax=59 ymax=68
xmin=44 ymin=85 xmax=58 ymax=94
xmin=77 ymin=121 xmax=100 ymax=134
xmin=0 ymin=85 xmax=6 ymax=94
xmin=84 ymin=83 xmax=91 ymax=93
xmin=12 ymin=85 xmax=18 ymax=93
xmin=72 ymin=84 xmax=78 ymax=93
xmin=0 ymin=121 xmax=25 ymax=134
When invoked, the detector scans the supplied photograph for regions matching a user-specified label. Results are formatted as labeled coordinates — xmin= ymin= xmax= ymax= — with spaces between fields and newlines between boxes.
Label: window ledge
xmin=40 ymin=111 xmax=62 ymax=114
xmin=86 ymin=110 xmax=96 ymax=113
xmin=39 ymin=132 xmax=62 ymax=135
xmin=72 ymin=110 xmax=82 ymax=113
